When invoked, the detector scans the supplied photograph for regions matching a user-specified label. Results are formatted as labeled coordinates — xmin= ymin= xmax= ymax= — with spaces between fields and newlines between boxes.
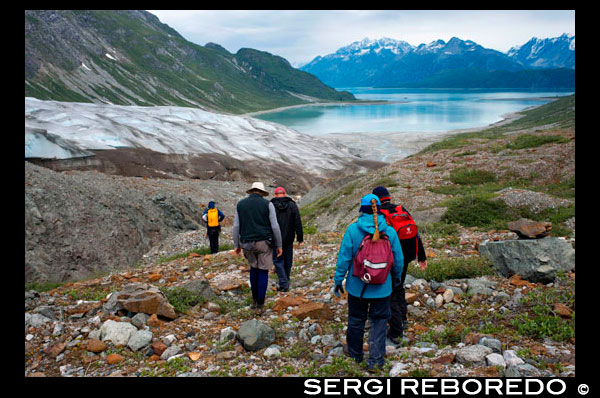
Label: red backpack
xmin=381 ymin=205 xmax=418 ymax=240
xmin=352 ymin=232 xmax=394 ymax=285
xmin=381 ymin=205 xmax=419 ymax=257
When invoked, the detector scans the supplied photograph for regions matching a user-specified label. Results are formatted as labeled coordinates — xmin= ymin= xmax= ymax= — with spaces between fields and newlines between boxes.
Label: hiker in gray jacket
xmin=233 ymin=182 xmax=283 ymax=311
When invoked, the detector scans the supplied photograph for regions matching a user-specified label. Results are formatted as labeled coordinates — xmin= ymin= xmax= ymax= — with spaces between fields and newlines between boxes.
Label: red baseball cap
xmin=274 ymin=187 xmax=286 ymax=194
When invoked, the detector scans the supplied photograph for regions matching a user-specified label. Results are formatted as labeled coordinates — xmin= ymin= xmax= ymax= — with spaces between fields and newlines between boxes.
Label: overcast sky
xmin=147 ymin=10 xmax=575 ymax=67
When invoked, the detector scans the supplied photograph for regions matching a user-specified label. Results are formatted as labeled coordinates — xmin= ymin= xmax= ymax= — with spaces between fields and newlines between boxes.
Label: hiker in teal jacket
xmin=333 ymin=194 xmax=404 ymax=373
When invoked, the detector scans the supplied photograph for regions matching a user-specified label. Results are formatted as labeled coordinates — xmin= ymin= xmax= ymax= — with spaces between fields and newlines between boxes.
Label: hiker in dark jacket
xmin=233 ymin=182 xmax=283 ymax=312
xmin=334 ymin=194 xmax=404 ymax=373
xmin=372 ymin=186 xmax=427 ymax=345
xmin=202 ymin=201 xmax=225 ymax=254
xmin=271 ymin=186 xmax=303 ymax=292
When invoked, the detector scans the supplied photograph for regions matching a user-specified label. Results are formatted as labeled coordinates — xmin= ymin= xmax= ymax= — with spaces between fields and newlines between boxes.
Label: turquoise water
xmin=254 ymin=88 xmax=574 ymax=136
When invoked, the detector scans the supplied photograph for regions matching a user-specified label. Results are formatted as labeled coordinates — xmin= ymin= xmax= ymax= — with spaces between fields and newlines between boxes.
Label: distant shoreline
xmin=242 ymin=99 xmax=404 ymax=117
xmin=243 ymin=94 xmax=565 ymax=117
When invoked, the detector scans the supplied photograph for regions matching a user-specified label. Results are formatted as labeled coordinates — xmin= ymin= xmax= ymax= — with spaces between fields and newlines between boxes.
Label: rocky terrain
xmin=25 ymin=124 xmax=575 ymax=378
xmin=24 ymin=230 xmax=575 ymax=378
xmin=25 ymin=94 xmax=575 ymax=378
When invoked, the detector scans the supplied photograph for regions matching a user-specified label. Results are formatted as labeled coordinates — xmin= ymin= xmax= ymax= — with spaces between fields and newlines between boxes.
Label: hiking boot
xmin=254 ymin=304 xmax=265 ymax=314
xmin=250 ymin=300 xmax=258 ymax=309
xmin=387 ymin=334 xmax=401 ymax=346
xmin=367 ymin=365 xmax=379 ymax=374
xmin=277 ymin=286 xmax=289 ymax=292
xmin=342 ymin=343 xmax=351 ymax=357
xmin=342 ymin=344 xmax=364 ymax=363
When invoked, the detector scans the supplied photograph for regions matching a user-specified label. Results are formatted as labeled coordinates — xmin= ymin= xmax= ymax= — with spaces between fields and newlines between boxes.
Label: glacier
xmin=24 ymin=97 xmax=361 ymax=176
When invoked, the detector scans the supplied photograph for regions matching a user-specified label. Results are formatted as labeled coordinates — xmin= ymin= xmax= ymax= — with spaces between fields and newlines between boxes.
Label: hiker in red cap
xmin=372 ymin=186 xmax=427 ymax=346
xmin=271 ymin=186 xmax=303 ymax=292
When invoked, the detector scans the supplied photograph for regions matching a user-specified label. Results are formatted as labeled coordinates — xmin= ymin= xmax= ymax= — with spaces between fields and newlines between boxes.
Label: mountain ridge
xmin=300 ymin=35 xmax=574 ymax=88
xmin=25 ymin=10 xmax=355 ymax=114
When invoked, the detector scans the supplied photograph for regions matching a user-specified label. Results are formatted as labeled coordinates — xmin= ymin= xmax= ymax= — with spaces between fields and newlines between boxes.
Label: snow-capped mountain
xmin=507 ymin=34 xmax=575 ymax=69
xmin=24 ymin=98 xmax=365 ymax=177
xmin=301 ymin=37 xmax=523 ymax=87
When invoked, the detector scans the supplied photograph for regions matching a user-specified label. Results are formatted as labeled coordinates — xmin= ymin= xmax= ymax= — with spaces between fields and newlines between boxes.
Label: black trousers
xmin=207 ymin=227 xmax=220 ymax=254
xmin=388 ymin=256 xmax=411 ymax=338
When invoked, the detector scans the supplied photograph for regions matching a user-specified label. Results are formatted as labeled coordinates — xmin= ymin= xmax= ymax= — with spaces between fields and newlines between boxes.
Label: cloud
xmin=147 ymin=10 xmax=575 ymax=66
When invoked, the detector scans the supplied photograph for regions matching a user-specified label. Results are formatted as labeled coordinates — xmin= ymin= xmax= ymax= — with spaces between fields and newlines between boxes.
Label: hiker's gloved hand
xmin=393 ymin=278 xmax=402 ymax=288
xmin=334 ymin=284 xmax=344 ymax=298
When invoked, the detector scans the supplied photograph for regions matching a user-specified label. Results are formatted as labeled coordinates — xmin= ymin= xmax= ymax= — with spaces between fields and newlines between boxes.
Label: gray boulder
xmin=455 ymin=345 xmax=493 ymax=366
xmin=177 ymin=278 xmax=217 ymax=300
xmin=479 ymin=337 xmax=502 ymax=353
xmin=131 ymin=313 xmax=150 ymax=329
xmin=26 ymin=312 xmax=52 ymax=328
xmin=479 ymin=237 xmax=574 ymax=283
xmin=237 ymin=319 xmax=275 ymax=351
xmin=127 ymin=330 xmax=153 ymax=351
xmin=466 ymin=277 xmax=497 ymax=296
xmin=100 ymin=319 xmax=138 ymax=346
xmin=160 ymin=345 xmax=182 ymax=360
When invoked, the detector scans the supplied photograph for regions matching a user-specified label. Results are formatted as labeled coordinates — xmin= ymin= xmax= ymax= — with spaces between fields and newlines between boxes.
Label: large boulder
xmin=99 ymin=320 xmax=138 ymax=346
xmin=479 ymin=237 xmax=574 ymax=283
xmin=508 ymin=218 xmax=552 ymax=239
xmin=237 ymin=319 xmax=275 ymax=351
xmin=103 ymin=282 xmax=177 ymax=319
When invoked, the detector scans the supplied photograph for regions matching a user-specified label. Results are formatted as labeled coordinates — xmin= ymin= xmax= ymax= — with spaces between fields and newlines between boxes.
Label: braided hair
xmin=371 ymin=198 xmax=380 ymax=241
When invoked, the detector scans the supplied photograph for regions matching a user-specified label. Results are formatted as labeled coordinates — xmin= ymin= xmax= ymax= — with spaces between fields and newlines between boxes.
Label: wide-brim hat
xmin=247 ymin=181 xmax=269 ymax=196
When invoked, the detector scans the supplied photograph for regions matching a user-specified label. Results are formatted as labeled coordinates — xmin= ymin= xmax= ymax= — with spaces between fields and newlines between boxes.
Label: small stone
xmin=86 ymin=339 xmax=107 ymax=353
xmin=106 ymin=353 xmax=124 ymax=365
xmin=147 ymin=314 xmax=162 ymax=327
xmin=151 ymin=341 xmax=168 ymax=356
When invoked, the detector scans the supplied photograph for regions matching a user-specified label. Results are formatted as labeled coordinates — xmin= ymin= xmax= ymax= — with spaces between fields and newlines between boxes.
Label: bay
xmin=254 ymin=88 xmax=574 ymax=136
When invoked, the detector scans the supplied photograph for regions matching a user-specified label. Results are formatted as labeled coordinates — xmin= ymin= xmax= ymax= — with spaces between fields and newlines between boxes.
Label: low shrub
xmin=511 ymin=286 xmax=575 ymax=342
xmin=449 ymin=168 xmax=498 ymax=186
xmin=506 ymin=134 xmax=570 ymax=150
xmin=442 ymin=195 xmax=509 ymax=229
xmin=407 ymin=256 xmax=494 ymax=282
xmin=162 ymin=287 xmax=209 ymax=314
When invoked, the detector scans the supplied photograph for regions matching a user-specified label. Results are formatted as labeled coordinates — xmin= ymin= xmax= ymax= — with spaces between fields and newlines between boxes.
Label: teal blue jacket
xmin=334 ymin=213 xmax=404 ymax=299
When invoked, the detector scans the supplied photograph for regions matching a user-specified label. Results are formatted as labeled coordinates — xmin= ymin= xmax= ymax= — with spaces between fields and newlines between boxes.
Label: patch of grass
xmin=303 ymin=224 xmax=318 ymax=235
xmin=442 ymin=194 xmax=509 ymax=229
xmin=449 ymin=168 xmax=498 ymax=186
xmin=505 ymin=134 xmax=571 ymax=150
xmin=284 ymin=341 xmax=313 ymax=360
xmin=157 ymin=244 xmax=233 ymax=264
xmin=65 ymin=286 xmax=111 ymax=301
xmin=511 ymin=285 xmax=575 ymax=342
xmin=407 ymin=256 xmax=495 ymax=282
xmin=162 ymin=287 xmax=209 ymax=314
xmin=25 ymin=281 xmax=64 ymax=292
xmin=302 ymin=356 xmax=365 ymax=377
xmin=454 ymin=150 xmax=477 ymax=157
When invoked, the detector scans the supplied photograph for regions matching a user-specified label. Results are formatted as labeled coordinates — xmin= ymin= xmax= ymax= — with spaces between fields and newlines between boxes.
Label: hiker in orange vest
xmin=372 ymin=186 xmax=427 ymax=346
xmin=202 ymin=201 xmax=225 ymax=254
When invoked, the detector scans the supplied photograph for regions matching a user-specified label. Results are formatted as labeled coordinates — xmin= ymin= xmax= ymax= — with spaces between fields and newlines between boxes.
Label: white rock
xmin=435 ymin=294 xmax=444 ymax=308
xmin=99 ymin=320 xmax=137 ymax=346
xmin=389 ymin=362 xmax=409 ymax=377
xmin=503 ymin=350 xmax=525 ymax=367
xmin=264 ymin=346 xmax=282 ymax=358
xmin=443 ymin=289 xmax=454 ymax=303
xmin=486 ymin=353 xmax=506 ymax=368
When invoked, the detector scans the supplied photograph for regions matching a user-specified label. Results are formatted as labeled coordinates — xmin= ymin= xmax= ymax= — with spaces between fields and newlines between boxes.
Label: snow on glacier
xmin=24 ymin=97 xmax=358 ymax=175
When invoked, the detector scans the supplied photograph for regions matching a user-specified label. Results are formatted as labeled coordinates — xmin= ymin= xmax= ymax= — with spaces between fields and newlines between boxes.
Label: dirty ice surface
xmin=24 ymin=98 xmax=359 ymax=175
